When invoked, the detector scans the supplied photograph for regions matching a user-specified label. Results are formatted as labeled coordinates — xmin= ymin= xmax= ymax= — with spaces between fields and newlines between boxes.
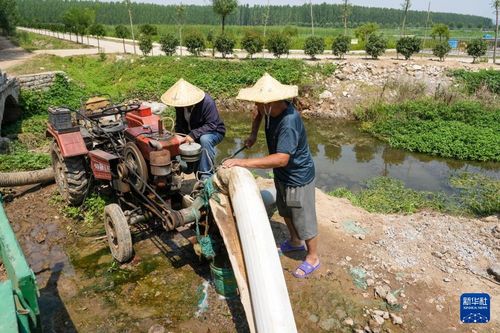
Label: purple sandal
xmin=293 ymin=261 xmax=321 ymax=278
xmin=279 ymin=240 xmax=306 ymax=254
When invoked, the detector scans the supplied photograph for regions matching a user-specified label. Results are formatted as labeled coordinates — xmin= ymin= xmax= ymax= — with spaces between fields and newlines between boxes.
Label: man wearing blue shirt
xmin=223 ymin=73 xmax=319 ymax=278
xmin=161 ymin=79 xmax=225 ymax=180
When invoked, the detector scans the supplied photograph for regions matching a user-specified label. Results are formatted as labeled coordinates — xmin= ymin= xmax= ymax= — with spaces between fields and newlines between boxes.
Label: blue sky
xmin=126 ymin=1 xmax=496 ymax=20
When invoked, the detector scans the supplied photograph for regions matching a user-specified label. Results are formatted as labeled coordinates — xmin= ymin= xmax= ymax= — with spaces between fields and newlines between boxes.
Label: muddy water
xmin=217 ymin=112 xmax=500 ymax=193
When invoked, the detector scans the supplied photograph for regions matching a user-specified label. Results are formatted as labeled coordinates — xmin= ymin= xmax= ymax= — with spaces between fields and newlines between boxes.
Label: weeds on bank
xmin=329 ymin=177 xmax=447 ymax=215
xmin=356 ymin=99 xmax=500 ymax=162
xmin=451 ymin=69 xmax=500 ymax=95
xmin=329 ymin=174 xmax=499 ymax=217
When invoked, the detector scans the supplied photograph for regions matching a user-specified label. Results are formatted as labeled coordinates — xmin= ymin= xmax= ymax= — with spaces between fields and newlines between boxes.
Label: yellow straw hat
xmin=161 ymin=78 xmax=205 ymax=107
xmin=236 ymin=73 xmax=298 ymax=104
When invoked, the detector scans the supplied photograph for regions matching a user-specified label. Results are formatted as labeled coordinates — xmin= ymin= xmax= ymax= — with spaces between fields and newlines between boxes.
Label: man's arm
xmin=222 ymin=153 xmax=289 ymax=169
xmin=245 ymin=111 xmax=262 ymax=148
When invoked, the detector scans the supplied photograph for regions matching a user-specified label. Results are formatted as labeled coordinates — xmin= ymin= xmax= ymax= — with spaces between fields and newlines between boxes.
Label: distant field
xmin=103 ymin=24 xmax=493 ymax=50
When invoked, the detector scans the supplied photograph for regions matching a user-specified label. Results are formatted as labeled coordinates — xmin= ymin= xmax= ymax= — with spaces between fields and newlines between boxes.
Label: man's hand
xmin=222 ymin=159 xmax=246 ymax=168
xmin=244 ymin=134 xmax=257 ymax=148
xmin=184 ymin=135 xmax=194 ymax=144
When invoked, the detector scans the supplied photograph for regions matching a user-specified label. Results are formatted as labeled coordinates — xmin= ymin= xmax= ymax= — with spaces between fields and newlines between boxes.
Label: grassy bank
xmin=11 ymin=30 xmax=90 ymax=51
xmin=329 ymin=174 xmax=499 ymax=216
xmin=356 ymin=99 xmax=500 ymax=162
xmin=2 ymin=56 xmax=332 ymax=172
xmin=10 ymin=54 xmax=331 ymax=100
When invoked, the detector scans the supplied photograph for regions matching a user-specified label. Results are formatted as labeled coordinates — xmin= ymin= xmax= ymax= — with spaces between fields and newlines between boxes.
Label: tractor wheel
xmin=104 ymin=204 xmax=133 ymax=263
xmin=51 ymin=141 xmax=89 ymax=206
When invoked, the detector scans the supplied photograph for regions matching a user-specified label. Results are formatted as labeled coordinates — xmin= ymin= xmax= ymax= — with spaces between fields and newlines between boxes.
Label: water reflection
xmin=217 ymin=112 xmax=500 ymax=194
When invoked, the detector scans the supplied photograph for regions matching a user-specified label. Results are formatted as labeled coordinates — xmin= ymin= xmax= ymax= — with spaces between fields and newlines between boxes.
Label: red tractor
xmin=47 ymin=96 xmax=208 ymax=262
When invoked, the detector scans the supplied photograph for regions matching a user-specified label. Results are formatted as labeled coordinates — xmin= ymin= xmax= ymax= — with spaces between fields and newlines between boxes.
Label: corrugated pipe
xmin=0 ymin=168 xmax=55 ymax=187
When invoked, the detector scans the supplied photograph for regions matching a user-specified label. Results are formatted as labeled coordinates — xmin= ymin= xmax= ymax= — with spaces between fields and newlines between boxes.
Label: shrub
xmin=365 ymin=34 xmax=387 ymax=59
xmin=304 ymin=36 xmax=325 ymax=59
xmin=466 ymin=39 xmax=488 ymax=63
xmin=355 ymin=23 xmax=380 ymax=43
xmin=241 ymin=31 xmax=263 ymax=58
xmin=214 ymin=34 xmax=235 ymax=58
xmin=396 ymin=36 xmax=422 ymax=60
xmin=139 ymin=24 xmax=158 ymax=36
xmin=159 ymin=33 xmax=179 ymax=56
xmin=433 ymin=41 xmax=451 ymax=61
xmin=332 ymin=35 xmax=351 ymax=59
xmin=267 ymin=32 xmax=291 ymax=58
xmin=138 ymin=35 xmax=153 ymax=56
xmin=184 ymin=31 xmax=206 ymax=56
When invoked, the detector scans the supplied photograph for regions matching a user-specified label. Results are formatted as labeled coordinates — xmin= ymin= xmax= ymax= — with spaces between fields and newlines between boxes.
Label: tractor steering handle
xmin=97 ymin=103 xmax=141 ymax=117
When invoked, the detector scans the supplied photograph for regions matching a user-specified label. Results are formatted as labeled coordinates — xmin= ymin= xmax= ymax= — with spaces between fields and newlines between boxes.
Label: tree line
xmin=15 ymin=0 xmax=492 ymax=29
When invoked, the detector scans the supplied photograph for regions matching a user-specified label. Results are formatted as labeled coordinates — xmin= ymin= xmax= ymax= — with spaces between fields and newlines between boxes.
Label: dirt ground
xmin=1 ymin=180 xmax=498 ymax=333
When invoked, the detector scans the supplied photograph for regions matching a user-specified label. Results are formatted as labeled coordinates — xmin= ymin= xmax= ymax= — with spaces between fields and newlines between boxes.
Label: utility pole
xmin=125 ymin=0 xmax=137 ymax=54
xmin=263 ymin=0 xmax=270 ymax=56
xmin=423 ymin=1 xmax=431 ymax=50
xmin=342 ymin=0 xmax=350 ymax=36
xmin=310 ymin=0 xmax=315 ymax=36
xmin=400 ymin=0 xmax=411 ymax=37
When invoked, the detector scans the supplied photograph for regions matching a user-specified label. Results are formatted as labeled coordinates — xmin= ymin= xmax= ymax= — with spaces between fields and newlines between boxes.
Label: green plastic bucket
xmin=210 ymin=259 xmax=238 ymax=298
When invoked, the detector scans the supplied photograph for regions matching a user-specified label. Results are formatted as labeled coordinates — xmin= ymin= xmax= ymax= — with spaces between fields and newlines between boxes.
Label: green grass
xmin=10 ymin=55 xmax=330 ymax=100
xmin=329 ymin=174 xmax=499 ymax=216
xmin=12 ymin=30 xmax=90 ymax=51
xmin=357 ymin=99 xmax=500 ymax=162
xmin=103 ymin=24 xmax=492 ymax=51
xmin=329 ymin=177 xmax=447 ymax=214
xmin=451 ymin=69 xmax=500 ymax=95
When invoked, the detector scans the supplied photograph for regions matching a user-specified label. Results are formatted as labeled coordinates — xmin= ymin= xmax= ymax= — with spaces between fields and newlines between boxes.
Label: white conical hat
xmin=161 ymin=78 xmax=205 ymax=107
xmin=236 ymin=73 xmax=298 ymax=104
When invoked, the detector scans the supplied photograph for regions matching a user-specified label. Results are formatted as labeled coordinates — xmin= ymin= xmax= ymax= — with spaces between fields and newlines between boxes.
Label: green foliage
xmin=303 ymin=36 xmax=325 ymax=59
xmin=62 ymin=194 xmax=108 ymax=225
xmin=0 ymin=0 xmax=19 ymax=35
xmin=62 ymin=7 xmax=95 ymax=39
xmin=214 ymin=33 xmax=235 ymax=58
xmin=332 ymin=35 xmax=351 ymax=59
xmin=329 ymin=177 xmax=445 ymax=214
xmin=138 ymin=34 xmax=153 ymax=56
xmin=466 ymin=39 xmax=488 ymax=63
xmin=365 ymin=34 xmax=387 ymax=59
xmin=396 ymin=36 xmax=422 ymax=60
xmin=139 ymin=24 xmax=158 ymax=36
xmin=115 ymin=25 xmax=130 ymax=39
xmin=355 ymin=22 xmax=379 ymax=43
xmin=16 ymin=1 xmax=492 ymax=30
xmin=433 ymin=41 xmax=451 ymax=61
xmin=450 ymin=173 xmax=500 ymax=216
xmin=267 ymin=32 xmax=291 ymax=58
xmin=184 ymin=31 xmax=205 ymax=56
xmin=159 ymin=33 xmax=179 ymax=56
xmin=357 ymin=99 xmax=500 ymax=162
xmin=452 ymin=69 xmax=500 ymax=95
xmin=89 ymin=23 xmax=106 ymax=37
xmin=0 ymin=142 xmax=51 ymax=171
xmin=241 ymin=31 xmax=263 ymax=58
xmin=431 ymin=23 xmax=450 ymax=41
xmin=211 ymin=0 xmax=238 ymax=32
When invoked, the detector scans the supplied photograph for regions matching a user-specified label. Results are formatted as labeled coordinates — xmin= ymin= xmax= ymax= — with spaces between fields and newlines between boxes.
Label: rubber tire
xmin=104 ymin=204 xmax=133 ymax=263
xmin=51 ymin=141 xmax=89 ymax=206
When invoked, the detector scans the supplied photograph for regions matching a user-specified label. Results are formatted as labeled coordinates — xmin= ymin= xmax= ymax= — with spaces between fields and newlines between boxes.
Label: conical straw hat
xmin=236 ymin=73 xmax=298 ymax=104
xmin=161 ymin=78 xmax=205 ymax=107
